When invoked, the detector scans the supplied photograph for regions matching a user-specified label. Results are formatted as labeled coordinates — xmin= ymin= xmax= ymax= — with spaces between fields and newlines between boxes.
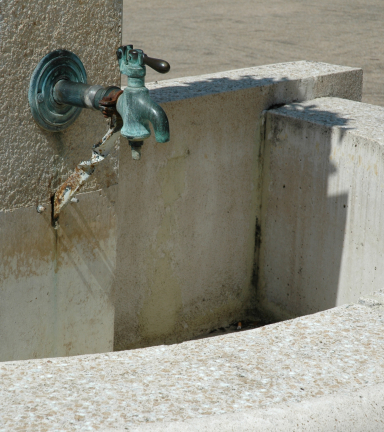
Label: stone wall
xmin=113 ymin=63 xmax=362 ymax=350
xmin=0 ymin=0 xmax=122 ymax=210
xmin=0 ymin=0 xmax=122 ymax=361
xmin=259 ymin=97 xmax=384 ymax=318
xmin=0 ymin=21 xmax=363 ymax=361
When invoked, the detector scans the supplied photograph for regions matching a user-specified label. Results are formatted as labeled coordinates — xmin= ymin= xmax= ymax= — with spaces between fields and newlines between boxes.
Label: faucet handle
xmin=116 ymin=46 xmax=170 ymax=76
xmin=143 ymin=54 xmax=170 ymax=74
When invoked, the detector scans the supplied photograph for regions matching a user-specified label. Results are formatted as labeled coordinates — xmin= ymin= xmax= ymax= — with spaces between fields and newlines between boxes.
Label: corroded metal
xmin=128 ymin=140 xmax=144 ymax=160
xmin=99 ymin=89 xmax=123 ymax=118
xmin=53 ymin=81 xmax=103 ymax=110
xmin=31 ymin=47 xmax=171 ymax=226
xmin=28 ymin=50 xmax=87 ymax=131
xmin=29 ymin=48 xmax=170 ymax=135
xmin=53 ymin=81 xmax=121 ymax=112
xmin=115 ymin=46 xmax=170 ymax=144
xmin=52 ymin=115 xmax=122 ymax=228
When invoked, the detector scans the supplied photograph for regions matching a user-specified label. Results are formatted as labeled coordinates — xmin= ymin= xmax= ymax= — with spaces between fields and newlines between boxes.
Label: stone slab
xmin=0 ymin=187 xmax=117 ymax=362
xmin=146 ymin=61 xmax=362 ymax=103
xmin=0 ymin=292 xmax=383 ymax=430
xmin=131 ymin=384 xmax=384 ymax=432
xmin=259 ymin=97 xmax=384 ymax=318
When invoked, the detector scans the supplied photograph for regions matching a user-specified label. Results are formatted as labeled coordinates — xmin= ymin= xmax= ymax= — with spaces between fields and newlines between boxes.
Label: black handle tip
xmin=143 ymin=54 xmax=170 ymax=74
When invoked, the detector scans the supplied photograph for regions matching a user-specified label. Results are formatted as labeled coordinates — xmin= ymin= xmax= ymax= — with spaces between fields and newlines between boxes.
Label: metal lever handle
xmin=143 ymin=54 xmax=170 ymax=74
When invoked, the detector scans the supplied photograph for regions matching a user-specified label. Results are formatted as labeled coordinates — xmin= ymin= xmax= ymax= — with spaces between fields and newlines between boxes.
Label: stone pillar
xmin=0 ymin=0 xmax=122 ymax=361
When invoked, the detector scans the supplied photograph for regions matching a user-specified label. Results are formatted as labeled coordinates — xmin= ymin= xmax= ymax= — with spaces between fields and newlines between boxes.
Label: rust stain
xmin=99 ymin=89 xmax=123 ymax=119
xmin=52 ymin=114 xmax=122 ymax=227
xmin=0 ymin=186 xmax=118 ymax=283
xmin=53 ymin=167 xmax=92 ymax=222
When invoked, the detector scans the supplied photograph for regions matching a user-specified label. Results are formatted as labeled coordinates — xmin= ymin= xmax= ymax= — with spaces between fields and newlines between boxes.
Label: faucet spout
xmin=115 ymin=46 xmax=170 ymax=154
xmin=116 ymin=88 xmax=169 ymax=143
xmin=144 ymin=99 xmax=170 ymax=144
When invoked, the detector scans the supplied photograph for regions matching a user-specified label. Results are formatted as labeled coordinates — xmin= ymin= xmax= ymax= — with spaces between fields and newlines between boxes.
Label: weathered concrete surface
xmin=113 ymin=62 xmax=362 ymax=351
xmin=123 ymin=0 xmax=384 ymax=106
xmin=0 ymin=0 xmax=122 ymax=361
xmin=0 ymin=0 xmax=122 ymax=211
xmin=0 ymin=60 xmax=363 ymax=361
xmin=132 ymin=384 xmax=384 ymax=431
xmin=1 ymin=292 xmax=383 ymax=430
xmin=0 ymin=187 xmax=117 ymax=362
xmin=258 ymin=97 xmax=384 ymax=319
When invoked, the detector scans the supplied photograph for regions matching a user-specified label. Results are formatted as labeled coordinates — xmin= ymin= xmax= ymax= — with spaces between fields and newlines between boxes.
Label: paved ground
xmin=123 ymin=0 xmax=384 ymax=106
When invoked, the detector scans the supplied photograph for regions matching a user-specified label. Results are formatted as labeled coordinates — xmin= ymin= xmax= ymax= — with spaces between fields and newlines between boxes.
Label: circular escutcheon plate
xmin=28 ymin=50 xmax=87 ymax=132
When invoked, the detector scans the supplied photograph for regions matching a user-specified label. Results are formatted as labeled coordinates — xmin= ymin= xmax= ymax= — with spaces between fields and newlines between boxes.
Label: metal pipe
xmin=53 ymin=80 xmax=121 ymax=111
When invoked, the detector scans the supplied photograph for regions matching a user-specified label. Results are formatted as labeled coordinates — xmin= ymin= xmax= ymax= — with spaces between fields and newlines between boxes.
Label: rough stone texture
xmin=114 ymin=62 xmax=362 ymax=351
xmin=0 ymin=0 xmax=122 ymax=211
xmin=258 ymin=97 xmax=384 ymax=319
xmin=0 ymin=294 xmax=383 ymax=430
xmin=131 ymin=384 xmax=384 ymax=431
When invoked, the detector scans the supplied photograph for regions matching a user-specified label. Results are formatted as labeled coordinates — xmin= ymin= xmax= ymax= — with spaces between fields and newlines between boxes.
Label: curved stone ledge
xmin=1 ymin=294 xmax=383 ymax=430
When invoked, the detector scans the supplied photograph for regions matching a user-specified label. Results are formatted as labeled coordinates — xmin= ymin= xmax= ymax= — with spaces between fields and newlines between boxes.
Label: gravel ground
xmin=123 ymin=0 xmax=384 ymax=106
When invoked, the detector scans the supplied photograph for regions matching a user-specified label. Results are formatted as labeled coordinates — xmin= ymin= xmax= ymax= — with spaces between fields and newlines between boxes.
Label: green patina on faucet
xmin=29 ymin=46 xmax=171 ymax=224
xmin=28 ymin=45 xmax=171 ymax=153
xmin=116 ymin=45 xmax=170 ymax=148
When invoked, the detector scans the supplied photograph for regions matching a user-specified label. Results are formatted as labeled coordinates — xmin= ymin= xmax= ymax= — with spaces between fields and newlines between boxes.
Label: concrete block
xmin=114 ymin=62 xmax=363 ymax=350
xmin=259 ymin=97 xmax=384 ymax=318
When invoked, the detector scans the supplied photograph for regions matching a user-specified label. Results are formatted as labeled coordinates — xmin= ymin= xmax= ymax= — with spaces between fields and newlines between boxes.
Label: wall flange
xmin=28 ymin=49 xmax=87 ymax=132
